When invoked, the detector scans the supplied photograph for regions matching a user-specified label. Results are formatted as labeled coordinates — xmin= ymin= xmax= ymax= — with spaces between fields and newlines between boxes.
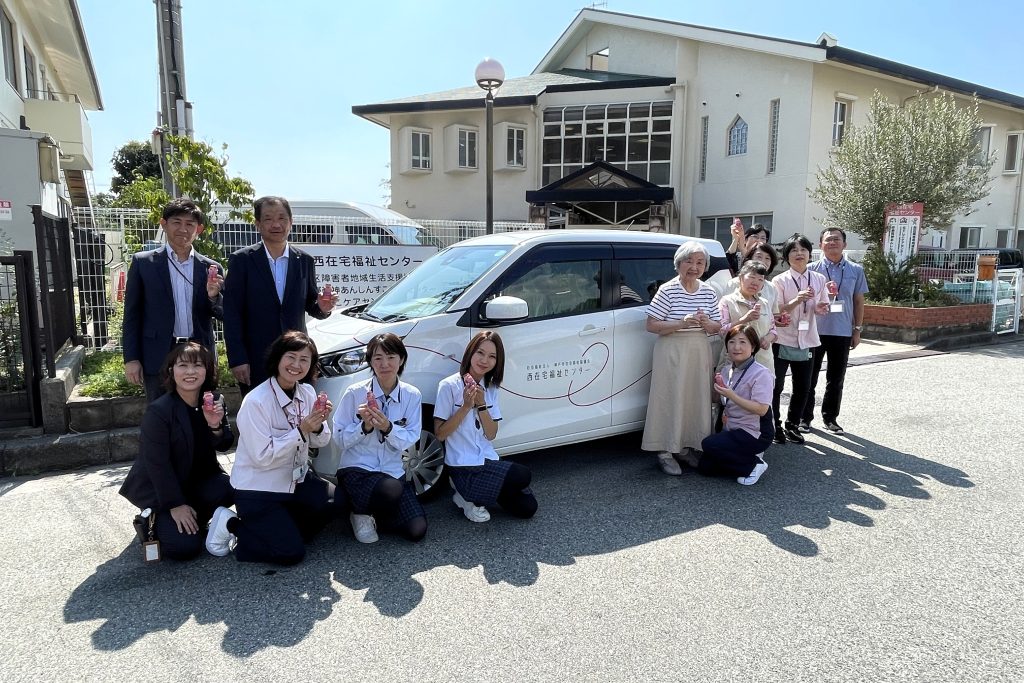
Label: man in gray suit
xmin=122 ymin=198 xmax=225 ymax=402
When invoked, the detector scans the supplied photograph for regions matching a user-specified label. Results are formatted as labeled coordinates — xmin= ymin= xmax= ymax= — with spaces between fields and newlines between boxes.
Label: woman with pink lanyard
xmin=770 ymin=234 xmax=830 ymax=445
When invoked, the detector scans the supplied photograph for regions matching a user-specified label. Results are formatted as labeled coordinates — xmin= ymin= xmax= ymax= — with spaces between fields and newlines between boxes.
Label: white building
xmin=0 ymin=0 xmax=102 ymax=253
xmin=354 ymin=9 xmax=1024 ymax=251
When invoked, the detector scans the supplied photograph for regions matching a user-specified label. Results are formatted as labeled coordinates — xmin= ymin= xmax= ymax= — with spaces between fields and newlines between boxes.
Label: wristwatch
xmin=853 ymin=325 xmax=863 ymax=331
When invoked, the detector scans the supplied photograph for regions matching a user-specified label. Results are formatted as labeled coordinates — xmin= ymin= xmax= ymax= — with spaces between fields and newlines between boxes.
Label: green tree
xmin=112 ymin=134 xmax=255 ymax=262
xmin=810 ymin=90 xmax=994 ymax=246
xmin=110 ymin=140 xmax=162 ymax=194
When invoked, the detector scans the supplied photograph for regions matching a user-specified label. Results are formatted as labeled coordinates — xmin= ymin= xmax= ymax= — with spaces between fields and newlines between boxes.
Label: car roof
xmin=456 ymin=229 xmax=727 ymax=256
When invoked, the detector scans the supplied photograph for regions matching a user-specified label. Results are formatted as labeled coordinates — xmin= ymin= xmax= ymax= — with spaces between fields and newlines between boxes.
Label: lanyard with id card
xmin=283 ymin=398 xmax=309 ymax=483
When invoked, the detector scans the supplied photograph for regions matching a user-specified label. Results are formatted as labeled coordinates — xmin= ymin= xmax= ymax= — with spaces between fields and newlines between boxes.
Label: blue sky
xmin=78 ymin=0 xmax=1024 ymax=207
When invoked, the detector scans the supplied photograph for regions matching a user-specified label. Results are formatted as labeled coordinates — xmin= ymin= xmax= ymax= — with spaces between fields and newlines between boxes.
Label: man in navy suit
xmin=123 ymin=198 xmax=225 ymax=403
xmin=223 ymin=196 xmax=338 ymax=393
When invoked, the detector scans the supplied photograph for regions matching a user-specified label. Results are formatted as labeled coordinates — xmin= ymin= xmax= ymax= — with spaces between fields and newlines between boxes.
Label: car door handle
xmin=579 ymin=325 xmax=607 ymax=337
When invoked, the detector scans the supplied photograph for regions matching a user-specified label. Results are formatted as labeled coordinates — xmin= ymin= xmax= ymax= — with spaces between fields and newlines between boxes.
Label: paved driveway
xmin=2 ymin=342 xmax=1021 ymax=682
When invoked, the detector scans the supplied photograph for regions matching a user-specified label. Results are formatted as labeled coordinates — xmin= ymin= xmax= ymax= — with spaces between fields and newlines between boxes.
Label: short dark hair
xmin=162 ymin=197 xmax=205 ymax=225
xmin=739 ymin=260 xmax=769 ymax=278
xmin=366 ymin=333 xmax=408 ymax=376
xmin=743 ymin=242 xmax=779 ymax=273
xmin=725 ymin=322 xmax=761 ymax=351
xmin=161 ymin=341 xmax=217 ymax=393
xmin=254 ymin=196 xmax=292 ymax=221
xmin=819 ymin=227 xmax=847 ymax=243
xmin=745 ymin=222 xmax=770 ymax=241
xmin=460 ymin=331 xmax=505 ymax=387
xmin=264 ymin=331 xmax=319 ymax=385
xmin=781 ymin=233 xmax=814 ymax=262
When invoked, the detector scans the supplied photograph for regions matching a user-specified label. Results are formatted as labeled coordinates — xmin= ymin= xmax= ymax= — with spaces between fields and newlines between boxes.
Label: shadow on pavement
xmin=63 ymin=430 xmax=972 ymax=654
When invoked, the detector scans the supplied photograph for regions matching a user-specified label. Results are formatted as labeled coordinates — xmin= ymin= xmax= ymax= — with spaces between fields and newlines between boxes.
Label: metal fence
xmin=914 ymin=248 xmax=1022 ymax=333
xmin=0 ymin=252 xmax=42 ymax=426
xmin=34 ymin=207 xmax=77 ymax=375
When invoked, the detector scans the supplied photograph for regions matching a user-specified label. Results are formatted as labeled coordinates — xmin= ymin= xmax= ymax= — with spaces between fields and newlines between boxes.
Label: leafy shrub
xmin=863 ymin=247 xmax=966 ymax=307
xmin=78 ymin=344 xmax=237 ymax=398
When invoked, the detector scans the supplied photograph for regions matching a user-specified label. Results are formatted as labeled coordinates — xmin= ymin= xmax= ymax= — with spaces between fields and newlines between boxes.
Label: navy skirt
xmin=338 ymin=467 xmax=424 ymax=527
xmin=448 ymin=459 xmax=514 ymax=507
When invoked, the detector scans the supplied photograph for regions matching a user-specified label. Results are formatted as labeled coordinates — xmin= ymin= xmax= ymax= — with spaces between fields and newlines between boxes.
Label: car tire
xmin=403 ymin=429 xmax=447 ymax=500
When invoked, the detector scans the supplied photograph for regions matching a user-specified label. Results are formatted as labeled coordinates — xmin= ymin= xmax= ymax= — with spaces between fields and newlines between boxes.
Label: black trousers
xmin=233 ymin=473 xmax=334 ymax=566
xmin=772 ymin=344 xmax=813 ymax=428
xmin=152 ymin=473 xmax=234 ymax=561
xmin=802 ymin=334 xmax=851 ymax=424
xmin=698 ymin=428 xmax=773 ymax=479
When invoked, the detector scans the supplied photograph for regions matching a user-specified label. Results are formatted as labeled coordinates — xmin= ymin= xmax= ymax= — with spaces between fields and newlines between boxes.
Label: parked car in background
xmin=211 ymin=200 xmax=435 ymax=251
xmin=306 ymin=230 xmax=730 ymax=494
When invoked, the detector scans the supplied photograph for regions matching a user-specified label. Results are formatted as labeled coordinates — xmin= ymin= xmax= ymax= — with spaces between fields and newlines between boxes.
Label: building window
xmin=832 ymin=100 xmax=849 ymax=146
xmin=727 ymin=117 xmax=748 ymax=156
xmin=699 ymin=116 xmax=709 ymax=183
xmin=958 ymin=227 xmax=981 ymax=249
xmin=970 ymin=127 xmax=992 ymax=166
xmin=767 ymin=100 xmax=780 ymax=174
xmin=1 ymin=8 xmax=16 ymax=91
xmin=411 ymin=130 xmax=431 ymax=170
xmin=587 ymin=47 xmax=609 ymax=72
xmin=458 ymin=128 xmax=477 ymax=168
xmin=996 ymin=229 xmax=1012 ymax=248
xmin=23 ymin=46 xmax=36 ymax=98
xmin=1003 ymin=132 xmax=1021 ymax=174
xmin=541 ymin=101 xmax=672 ymax=185
xmin=506 ymin=126 xmax=526 ymax=167
xmin=700 ymin=213 xmax=774 ymax=250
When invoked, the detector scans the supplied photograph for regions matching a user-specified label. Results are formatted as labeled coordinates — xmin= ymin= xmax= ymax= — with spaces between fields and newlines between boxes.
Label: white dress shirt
xmin=264 ymin=244 xmax=290 ymax=302
xmin=231 ymin=377 xmax=333 ymax=494
xmin=165 ymin=245 xmax=194 ymax=338
xmin=435 ymin=373 xmax=503 ymax=467
xmin=337 ymin=376 xmax=422 ymax=479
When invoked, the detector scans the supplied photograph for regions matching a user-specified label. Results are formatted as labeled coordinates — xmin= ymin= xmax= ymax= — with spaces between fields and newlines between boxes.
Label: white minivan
xmin=307 ymin=230 xmax=729 ymax=492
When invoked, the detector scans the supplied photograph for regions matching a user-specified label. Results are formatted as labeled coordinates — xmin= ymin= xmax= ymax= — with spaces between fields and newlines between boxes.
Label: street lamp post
xmin=475 ymin=58 xmax=504 ymax=235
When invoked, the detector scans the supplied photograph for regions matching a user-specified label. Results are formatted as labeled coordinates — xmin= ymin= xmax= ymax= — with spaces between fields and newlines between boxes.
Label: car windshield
xmin=364 ymin=244 xmax=510 ymax=320
xmin=387 ymin=224 xmax=429 ymax=245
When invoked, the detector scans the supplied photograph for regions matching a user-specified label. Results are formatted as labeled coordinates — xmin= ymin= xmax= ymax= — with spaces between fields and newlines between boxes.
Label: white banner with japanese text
xmin=303 ymin=245 xmax=437 ymax=308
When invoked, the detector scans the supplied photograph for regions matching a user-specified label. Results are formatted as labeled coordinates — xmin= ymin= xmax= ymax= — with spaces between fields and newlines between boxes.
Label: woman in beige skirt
xmin=642 ymin=242 xmax=722 ymax=475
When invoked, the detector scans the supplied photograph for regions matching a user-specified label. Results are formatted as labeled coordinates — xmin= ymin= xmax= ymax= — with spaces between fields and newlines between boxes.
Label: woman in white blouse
xmin=205 ymin=331 xmax=335 ymax=566
xmin=336 ymin=333 xmax=426 ymax=544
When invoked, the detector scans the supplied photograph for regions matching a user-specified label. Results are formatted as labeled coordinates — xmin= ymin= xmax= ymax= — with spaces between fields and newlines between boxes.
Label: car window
xmin=347 ymin=225 xmax=398 ymax=245
xmin=617 ymin=257 xmax=674 ymax=306
xmin=497 ymin=259 xmax=603 ymax=319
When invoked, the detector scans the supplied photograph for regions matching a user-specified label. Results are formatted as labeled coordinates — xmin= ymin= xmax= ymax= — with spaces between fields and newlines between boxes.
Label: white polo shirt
xmin=435 ymin=372 xmax=502 ymax=467
xmin=337 ymin=376 xmax=422 ymax=479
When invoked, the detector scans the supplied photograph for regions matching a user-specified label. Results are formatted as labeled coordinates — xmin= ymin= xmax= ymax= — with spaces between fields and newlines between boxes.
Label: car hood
xmin=307 ymin=313 xmax=417 ymax=353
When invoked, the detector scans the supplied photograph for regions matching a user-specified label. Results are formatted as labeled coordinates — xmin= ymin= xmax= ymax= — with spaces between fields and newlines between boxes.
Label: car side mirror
xmin=485 ymin=296 xmax=529 ymax=321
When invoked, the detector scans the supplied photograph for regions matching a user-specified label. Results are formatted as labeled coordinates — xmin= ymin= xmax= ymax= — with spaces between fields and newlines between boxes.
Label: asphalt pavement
xmin=1 ymin=340 xmax=1022 ymax=682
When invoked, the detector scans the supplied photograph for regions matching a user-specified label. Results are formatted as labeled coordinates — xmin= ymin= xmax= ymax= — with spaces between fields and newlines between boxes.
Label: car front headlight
xmin=318 ymin=347 xmax=368 ymax=377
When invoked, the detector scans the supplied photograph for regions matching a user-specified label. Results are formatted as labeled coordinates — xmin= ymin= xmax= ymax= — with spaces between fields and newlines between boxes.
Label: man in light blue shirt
xmin=801 ymin=228 xmax=868 ymax=435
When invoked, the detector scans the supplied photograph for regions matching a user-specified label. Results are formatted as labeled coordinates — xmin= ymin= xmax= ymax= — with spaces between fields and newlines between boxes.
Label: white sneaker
xmin=657 ymin=451 xmax=682 ymax=476
xmin=205 ymin=506 xmax=237 ymax=557
xmin=737 ymin=461 xmax=768 ymax=486
xmin=350 ymin=513 xmax=379 ymax=543
xmin=452 ymin=487 xmax=490 ymax=523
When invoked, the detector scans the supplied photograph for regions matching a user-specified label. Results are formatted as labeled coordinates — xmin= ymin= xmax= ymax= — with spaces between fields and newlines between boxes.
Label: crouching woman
xmin=206 ymin=331 xmax=336 ymax=565
xmin=119 ymin=342 xmax=234 ymax=560
xmin=697 ymin=324 xmax=775 ymax=486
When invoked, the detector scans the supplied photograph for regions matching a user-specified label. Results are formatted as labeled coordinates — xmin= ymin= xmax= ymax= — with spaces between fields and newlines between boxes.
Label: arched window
xmin=727 ymin=116 xmax=748 ymax=156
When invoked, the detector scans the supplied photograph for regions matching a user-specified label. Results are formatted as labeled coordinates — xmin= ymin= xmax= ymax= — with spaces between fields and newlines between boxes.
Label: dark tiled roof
xmin=351 ymin=70 xmax=674 ymax=116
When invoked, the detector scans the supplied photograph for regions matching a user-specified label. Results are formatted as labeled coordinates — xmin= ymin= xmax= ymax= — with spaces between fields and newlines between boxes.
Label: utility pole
xmin=153 ymin=0 xmax=193 ymax=197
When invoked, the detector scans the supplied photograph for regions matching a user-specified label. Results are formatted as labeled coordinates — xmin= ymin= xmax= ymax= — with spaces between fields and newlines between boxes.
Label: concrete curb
xmin=1 ymin=427 xmax=138 ymax=477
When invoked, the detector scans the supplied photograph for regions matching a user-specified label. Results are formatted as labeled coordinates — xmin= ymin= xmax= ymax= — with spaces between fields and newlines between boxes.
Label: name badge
xmin=830 ymin=301 xmax=844 ymax=313
xmin=798 ymin=320 xmax=810 ymax=331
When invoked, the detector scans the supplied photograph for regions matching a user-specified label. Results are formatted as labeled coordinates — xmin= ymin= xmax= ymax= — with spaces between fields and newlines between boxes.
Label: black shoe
xmin=773 ymin=428 xmax=786 ymax=445
xmin=784 ymin=424 xmax=805 ymax=444
xmin=824 ymin=420 xmax=845 ymax=435
xmin=797 ymin=421 xmax=811 ymax=433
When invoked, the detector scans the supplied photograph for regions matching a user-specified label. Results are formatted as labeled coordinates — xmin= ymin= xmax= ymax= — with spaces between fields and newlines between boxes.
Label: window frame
xmin=1003 ymin=131 xmax=1022 ymax=174
xmin=832 ymin=100 xmax=849 ymax=146
xmin=410 ymin=129 xmax=432 ymax=171
xmin=699 ymin=213 xmax=774 ymax=251
xmin=958 ymin=226 xmax=982 ymax=249
xmin=970 ymin=125 xmax=993 ymax=167
xmin=699 ymin=115 xmax=709 ymax=183
xmin=23 ymin=44 xmax=36 ymax=98
xmin=767 ymin=99 xmax=780 ymax=174
xmin=457 ymin=127 xmax=477 ymax=169
xmin=506 ymin=125 xmax=526 ymax=168
xmin=727 ymin=116 xmax=748 ymax=157
xmin=1 ymin=7 xmax=16 ymax=91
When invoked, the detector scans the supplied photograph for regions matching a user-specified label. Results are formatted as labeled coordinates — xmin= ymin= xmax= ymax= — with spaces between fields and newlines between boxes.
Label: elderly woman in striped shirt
xmin=642 ymin=241 xmax=722 ymax=475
